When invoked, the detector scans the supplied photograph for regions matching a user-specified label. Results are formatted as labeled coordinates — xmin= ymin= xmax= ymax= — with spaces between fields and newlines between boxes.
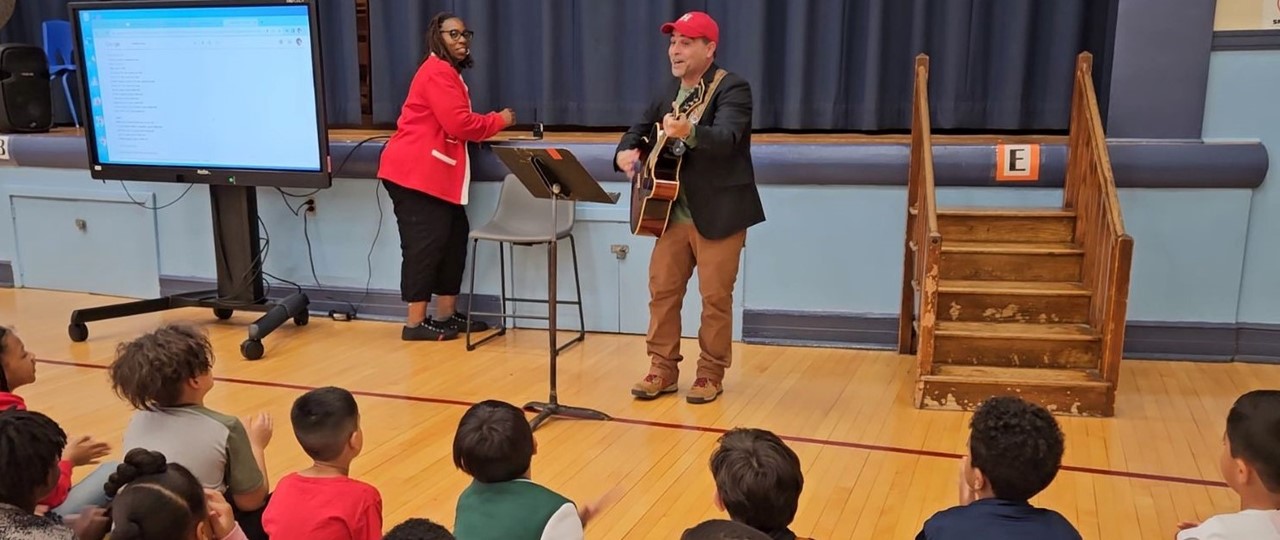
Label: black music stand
xmin=492 ymin=146 xmax=620 ymax=431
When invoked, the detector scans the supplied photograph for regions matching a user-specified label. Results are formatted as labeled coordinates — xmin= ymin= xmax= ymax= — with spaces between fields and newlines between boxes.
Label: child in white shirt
xmin=1177 ymin=390 xmax=1280 ymax=540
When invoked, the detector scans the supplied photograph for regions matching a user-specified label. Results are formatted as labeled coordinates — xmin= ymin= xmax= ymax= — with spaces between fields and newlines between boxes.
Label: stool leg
xmin=570 ymin=234 xmax=585 ymax=340
xmin=465 ymin=238 xmax=479 ymax=351
xmin=498 ymin=241 xmax=508 ymax=331
xmin=509 ymin=243 xmax=518 ymax=329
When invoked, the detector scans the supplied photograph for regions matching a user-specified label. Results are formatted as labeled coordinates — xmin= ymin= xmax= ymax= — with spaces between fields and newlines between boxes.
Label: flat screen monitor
xmin=69 ymin=0 xmax=331 ymax=188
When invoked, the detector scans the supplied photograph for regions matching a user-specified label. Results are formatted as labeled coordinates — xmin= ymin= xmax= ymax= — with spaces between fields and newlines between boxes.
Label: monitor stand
xmin=67 ymin=184 xmax=309 ymax=360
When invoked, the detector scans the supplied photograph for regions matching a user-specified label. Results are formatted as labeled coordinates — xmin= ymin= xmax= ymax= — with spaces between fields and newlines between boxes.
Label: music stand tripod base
xmin=523 ymin=400 xmax=612 ymax=431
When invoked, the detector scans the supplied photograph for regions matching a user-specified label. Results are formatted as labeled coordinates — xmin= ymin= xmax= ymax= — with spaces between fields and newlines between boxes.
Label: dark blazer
xmin=615 ymin=64 xmax=765 ymax=240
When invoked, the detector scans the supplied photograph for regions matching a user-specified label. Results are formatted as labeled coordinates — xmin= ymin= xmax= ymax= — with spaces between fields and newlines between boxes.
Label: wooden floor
xmin=2 ymin=289 xmax=1268 ymax=539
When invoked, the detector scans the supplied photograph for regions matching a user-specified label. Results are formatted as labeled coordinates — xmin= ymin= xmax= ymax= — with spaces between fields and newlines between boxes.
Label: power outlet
xmin=305 ymin=198 xmax=317 ymax=213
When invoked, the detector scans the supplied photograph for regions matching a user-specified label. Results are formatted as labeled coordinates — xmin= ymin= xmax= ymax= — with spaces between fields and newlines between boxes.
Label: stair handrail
xmin=1064 ymin=52 xmax=1135 ymax=395
xmin=898 ymin=54 xmax=942 ymax=376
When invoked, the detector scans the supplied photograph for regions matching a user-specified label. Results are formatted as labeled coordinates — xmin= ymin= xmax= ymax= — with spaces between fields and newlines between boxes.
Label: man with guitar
xmin=614 ymin=11 xmax=765 ymax=404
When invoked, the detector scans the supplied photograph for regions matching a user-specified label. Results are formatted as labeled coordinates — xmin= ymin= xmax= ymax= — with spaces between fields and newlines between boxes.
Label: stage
xmin=1 ymin=127 xmax=1263 ymax=190
xmin=6 ymin=287 xmax=1263 ymax=539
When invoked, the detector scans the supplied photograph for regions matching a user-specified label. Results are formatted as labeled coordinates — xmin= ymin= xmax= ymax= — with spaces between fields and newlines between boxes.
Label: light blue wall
xmin=743 ymin=185 xmax=1251 ymax=323
xmin=1 ymin=49 xmax=1274 ymax=329
xmin=0 ymin=165 xmax=1257 ymax=329
xmin=1203 ymin=50 xmax=1280 ymax=325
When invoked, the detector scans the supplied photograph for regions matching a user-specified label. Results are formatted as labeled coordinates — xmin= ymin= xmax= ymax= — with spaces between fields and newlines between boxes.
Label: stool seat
xmin=465 ymin=174 xmax=584 ymax=353
xmin=469 ymin=221 xmax=571 ymax=244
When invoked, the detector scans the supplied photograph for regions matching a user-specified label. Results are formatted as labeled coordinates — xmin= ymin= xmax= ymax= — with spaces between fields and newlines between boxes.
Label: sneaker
xmin=402 ymin=319 xmax=459 ymax=341
xmin=441 ymin=312 xmax=489 ymax=333
xmin=686 ymin=378 xmax=723 ymax=404
xmin=631 ymin=373 xmax=678 ymax=400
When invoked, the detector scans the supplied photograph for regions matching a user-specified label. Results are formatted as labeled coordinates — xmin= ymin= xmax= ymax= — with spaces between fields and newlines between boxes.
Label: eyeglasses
xmin=440 ymin=29 xmax=474 ymax=41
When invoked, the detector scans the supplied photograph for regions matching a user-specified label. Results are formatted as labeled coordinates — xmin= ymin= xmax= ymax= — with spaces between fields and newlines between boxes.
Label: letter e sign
xmin=996 ymin=143 xmax=1040 ymax=182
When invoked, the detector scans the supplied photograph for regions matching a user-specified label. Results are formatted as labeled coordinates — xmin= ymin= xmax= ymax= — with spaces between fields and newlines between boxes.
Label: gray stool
xmin=465 ymin=174 xmax=585 ymax=352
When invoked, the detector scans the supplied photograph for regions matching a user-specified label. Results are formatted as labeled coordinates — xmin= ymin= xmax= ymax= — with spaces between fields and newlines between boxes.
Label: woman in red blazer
xmin=378 ymin=12 xmax=514 ymax=341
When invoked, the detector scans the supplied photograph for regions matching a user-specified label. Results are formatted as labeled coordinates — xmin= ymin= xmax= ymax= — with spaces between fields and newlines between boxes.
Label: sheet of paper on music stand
xmin=492 ymin=147 xmax=620 ymax=204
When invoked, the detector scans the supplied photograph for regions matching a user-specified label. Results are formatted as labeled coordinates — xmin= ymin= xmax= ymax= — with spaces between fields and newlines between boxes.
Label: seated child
xmin=383 ymin=518 xmax=455 ymax=540
xmin=104 ymin=448 xmax=248 ymax=540
xmin=263 ymin=386 xmax=383 ymax=539
xmin=682 ymin=520 xmax=773 ymax=540
xmin=0 ymin=325 xmax=112 ymax=515
xmin=1177 ymin=390 xmax=1280 ymax=540
xmin=708 ymin=428 xmax=808 ymax=540
xmin=451 ymin=400 xmax=611 ymax=540
xmin=0 ymin=408 xmax=109 ymax=540
xmin=916 ymin=395 xmax=1080 ymax=540
xmin=108 ymin=324 xmax=273 ymax=540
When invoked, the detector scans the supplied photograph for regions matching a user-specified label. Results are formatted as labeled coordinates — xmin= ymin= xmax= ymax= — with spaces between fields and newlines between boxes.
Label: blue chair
xmin=43 ymin=20 xmax=79 ymax=128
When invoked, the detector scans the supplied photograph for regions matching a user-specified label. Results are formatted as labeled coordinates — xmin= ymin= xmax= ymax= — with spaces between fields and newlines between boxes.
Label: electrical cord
xmin=355 ymin=179 xmax=385 ymax=313
xmin=117 ymin=133 xmax=392 ymax=314
xmin=273 ymin=134 xmax=391 ymax=318
xmin=120 ymin=182 xmax=196 ymax=210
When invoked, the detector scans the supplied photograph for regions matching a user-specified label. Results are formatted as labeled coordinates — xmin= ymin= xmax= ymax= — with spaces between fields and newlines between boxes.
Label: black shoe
xmin=441 ymin=312 xmax=489 ymax=333
xmin=401 ymin=319 xmax=459 ymax=341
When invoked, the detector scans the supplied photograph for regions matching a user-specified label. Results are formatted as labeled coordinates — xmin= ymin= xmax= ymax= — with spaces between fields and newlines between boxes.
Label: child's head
xmin=383 ymin=518 xmax=456 ymax=540
xmin=292 ymin=386 xmax=363 ymax=464
xmin=966 ymin=395 xmax=1065 ymax=502
xmin=709 ymin=428 xmax=803 ymax=535
xmin=109 ymin=324 xmax=215 ymax=411
xmin=1221 ymin=390 xmax=1280 ymax=498
xmin=452 ymin=400 xmax=535 ymax=483
xmin=0 ymin=408 xmax=67 ymax=511
xmin=105 ymin=448 xmax=210 ymax=540
xmin=681 ymin=519 xmax=772 ymax=540
xmin=0 ymin=326 xmax=36 ymax=393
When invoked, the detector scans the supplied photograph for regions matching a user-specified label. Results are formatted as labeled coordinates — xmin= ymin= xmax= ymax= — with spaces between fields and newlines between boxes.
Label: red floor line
xmin=38 ymin=358 xmax=1230 ymax=489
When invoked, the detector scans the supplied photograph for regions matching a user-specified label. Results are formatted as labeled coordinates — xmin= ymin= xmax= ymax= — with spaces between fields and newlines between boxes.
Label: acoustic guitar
xmin=628 ymin=80 xmax=709 ymax=237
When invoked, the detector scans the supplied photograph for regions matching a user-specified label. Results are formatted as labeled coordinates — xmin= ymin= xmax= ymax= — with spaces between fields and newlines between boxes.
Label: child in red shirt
xmin=0 ymin=326 xmax=111 ymax=515
xmin=262 ymin=387 xmax=382 ymax=539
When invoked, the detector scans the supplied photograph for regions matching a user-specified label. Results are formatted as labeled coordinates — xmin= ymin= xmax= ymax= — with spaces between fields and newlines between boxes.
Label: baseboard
xmin=0 ymin=260 xmax=12 ymax=288
xmin=741 ymin=309 xmax=1280 ymax=363
xmin=1237 ymin=324 xmax=1280 ymax=364
xmin=14 ymin=275 xmax=1280 ymax=362
xmin=158 ymin=275 xmax=501 ymax=324
xmin=741 ymin=310 xmax=900 ymax=349
xmin=1122 ymin=321 xmax=1238 ymax=362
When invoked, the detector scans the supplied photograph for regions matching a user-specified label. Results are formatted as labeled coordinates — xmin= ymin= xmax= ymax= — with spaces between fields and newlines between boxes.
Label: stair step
xmin=938 ymin=207 xmax=1077 ymax=218
xmin=916 ymin=365 xmax=1112 ymax=416
xmin=935 ymin=321 xmax=1098 ymax=340
xmin=940 ymin=242 xmax=1083 ymax=282
xmin=936 ymin=280 xmax=1091 ymax=323
xmin=930 ymin=321 xmax=1100 ymax=369
xmin=943 ymin=242 xmax=1082 ymax=255
xmin=938 ymin=280 xmax=1090 ymax=296
xmin=938 ymin=207 xmax=1076 ymax=243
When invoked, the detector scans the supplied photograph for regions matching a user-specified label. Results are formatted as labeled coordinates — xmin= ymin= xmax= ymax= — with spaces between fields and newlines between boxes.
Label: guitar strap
xmin=686 ymin=69 xmax=728 ymax=124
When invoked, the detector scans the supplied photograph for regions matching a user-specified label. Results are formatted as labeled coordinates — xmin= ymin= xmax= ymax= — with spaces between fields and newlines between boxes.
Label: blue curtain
xmin=316 ymin=0 xmax=361 ymax=126
xmin=371 ymin=0 xmax=1113 ymax=131
xmin=0 ymin=0 xmax=361 ymax=126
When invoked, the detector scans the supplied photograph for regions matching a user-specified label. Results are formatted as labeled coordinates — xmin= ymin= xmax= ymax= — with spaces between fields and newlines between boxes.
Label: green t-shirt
xmin=668 ymin=85 xmax=699 ymax=224
xmin=122 ymin=405 xmax=264 ymax=495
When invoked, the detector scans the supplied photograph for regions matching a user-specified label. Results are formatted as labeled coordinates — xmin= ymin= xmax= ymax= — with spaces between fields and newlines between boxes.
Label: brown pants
xmin=647 ymin=222 xmax=746 ymax=384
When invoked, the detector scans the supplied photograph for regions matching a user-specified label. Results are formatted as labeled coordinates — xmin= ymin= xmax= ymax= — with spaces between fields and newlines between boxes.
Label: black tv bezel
xmin=67 ymin=0 xmax=332 ymax=189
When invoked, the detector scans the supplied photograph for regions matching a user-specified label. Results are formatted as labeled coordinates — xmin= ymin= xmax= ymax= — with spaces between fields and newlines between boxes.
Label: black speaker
xmin=0 ymin=44 xmax=53 ymax=133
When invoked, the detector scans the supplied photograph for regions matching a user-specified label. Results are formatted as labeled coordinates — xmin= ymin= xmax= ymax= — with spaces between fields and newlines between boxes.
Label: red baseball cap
xmin=661 ymin=11 xmax=719 ymax=44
